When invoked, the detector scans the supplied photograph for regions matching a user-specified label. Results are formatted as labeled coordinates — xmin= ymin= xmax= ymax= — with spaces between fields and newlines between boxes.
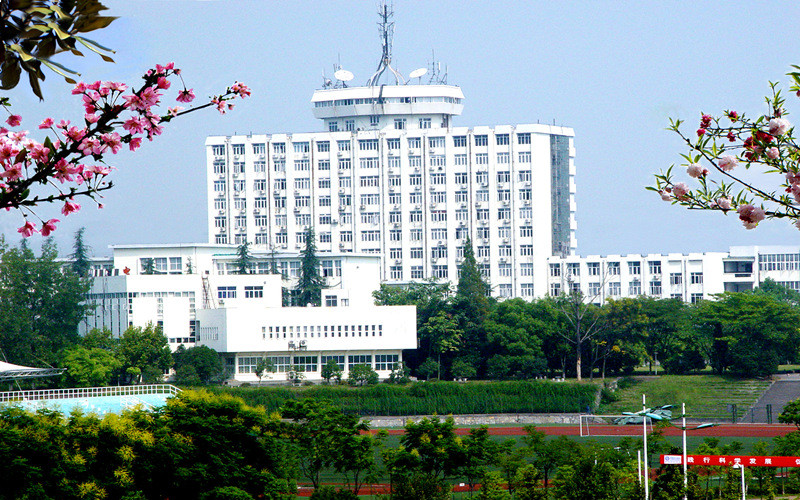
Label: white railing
xmin=0 ymin=384 xmax=181 ymax=404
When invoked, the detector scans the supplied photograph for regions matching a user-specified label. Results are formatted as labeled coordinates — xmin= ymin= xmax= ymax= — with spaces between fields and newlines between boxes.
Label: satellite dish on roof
xmin=334 ymin=69 xmax=354 ymax=82
xmin=409 ymin=67 xmax=427 ymax=79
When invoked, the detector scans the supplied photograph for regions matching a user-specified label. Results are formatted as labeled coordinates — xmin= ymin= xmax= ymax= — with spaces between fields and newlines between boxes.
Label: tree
xmin=387 ymin=361 xmax=411 ymax=384
xmin=483 ymin=298 xmax=549 ymax=380
xmin=420 ymin=311 xmax=462 ymax=379
xmin=0 ymin=0 xmax=116 ymax=98
xmin=551 ymin=454 xmax=620 ymax=500
xmin=296 ymin=227 xmax=325 ymax=306
xmin=60 ymin=344 xmax=120 ymax=387
xmin=383 ymin=416 xmax=465 ymax=484
xmin=69 ymin=226 xmax=92 ymax=277
xmin=478 ymin=471 xmax=511 ymax=500
xmin=452 ymin=236 xmax=492 ymax=372
xmin=141 ymin=257 xmax=155 ymax=275
xmin=320 ymin=358 xmax=342 ymax=384
xmin=117 ymin=323 xmax=172 ymax=384
xmin=512 ymin=465 xmax=547 ymax=500
xmin=417 ymin=358 xmax=439 ymax=381
xmin=651 ymin=66 xmax=800 ymax=231
xmin=0 ymin=238 xmax=88 ymax=365
xmin=347 ymin=363 xmax=378 ymax=386
xmin=256 ymin=357 xmax=276 ymax=383
xmin=234 ymin=241 xmax=252 ymax=275
xmin=553 ymin=288 xmax=606 ymax=381
xmin=173 ymin=345 xmax=223 ymax=384
xmin=752 ymin=278 xmax=800 ymax=306
xmin=450 ymin=358 xmax=476 ymax=380
xmin=287 ymin=364 xmax=305 ymax=385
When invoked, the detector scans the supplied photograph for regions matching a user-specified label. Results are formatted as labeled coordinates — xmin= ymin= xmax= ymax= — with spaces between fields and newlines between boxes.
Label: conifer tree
xmin=452 ymin=236 xmax=491 ymax=375
xmin=235 ymin=241 xmax=253 ymax=275
xmin=296 ymin=227 xmax=325 ymax=307
xmin=70 ymin=227 xmax=92 ymax=277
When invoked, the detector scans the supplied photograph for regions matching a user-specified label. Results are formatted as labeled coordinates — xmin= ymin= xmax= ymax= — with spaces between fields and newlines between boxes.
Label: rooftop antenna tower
xmin=366 ymin=1 xmax=406 ymax=86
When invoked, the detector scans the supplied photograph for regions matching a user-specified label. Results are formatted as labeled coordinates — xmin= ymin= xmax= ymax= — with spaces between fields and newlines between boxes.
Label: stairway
xmin=740 ymin=375 xmax=800 ymax=423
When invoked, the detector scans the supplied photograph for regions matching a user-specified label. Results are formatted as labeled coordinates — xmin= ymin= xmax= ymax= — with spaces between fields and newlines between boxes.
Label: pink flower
xmin=700 ymin=114 xmax=712 ymax=128
xmin=61 ymin=199 xmax=81 ymax=216
xmin=686 ymin=163 xmax=708 ymax=178
xmin=737 ymin=204 xmax=766 ymax=229
xmin=768 ymin=118 xmax=791 ymax=136
xmin=168 ymin=106 xmax=183 ymax=117
xmin=176 ymin=88 xmax=195 ymax=103
xmin=697 ymin=128 xmax=706 ymax=137
xmin=157 ymin=76 xmax=171 ymax=90
xmin=17 ymin=220 xmax=36 ymax=237
xmin=213 ymin=97 xmax=226 ymax=114
xmin=29 ymin=144 xmax=50 ymax=162
xmin=672 ymin=182 xmax=690 ymax=201
xmin=38 ymin=117 xmax=54 ymax=129
xmin=129 ymin=137 xmax=142 ymax=151
xmin=72 ymin=82 xmax=88 ymax=95
xmin=766 ymin=147 xmax=779 ymax=159
xmin=231 ymin=81 xmax=251 ymax=98
xmin=40 ymin=218 xmax=59 ymax=236
xmin=795 ymin=219 xmax=800 ymax=231
xmin=5 ymin=115 xmax=21 ymax=127
xmin=101 ymin=133 xmax=122 ymax=154
xmin=716 ymin=197 xmax=732 ymax=210
xmin=123 ymin=116 xmax=146 ymax=135
xmin=786 ymin=171 xmax=800 ymax=185
xmin=85 ymin=113 xmax=100 ymax=124
xmin=727 ymin=131 xmax=736 ymax=142
xmin=658 ymin=189 xmax=671 ymax=201
xmin=727 ymin=110 xmax=739 ymax=121
xmin=717 ymin=155 xmax=739 ymax=172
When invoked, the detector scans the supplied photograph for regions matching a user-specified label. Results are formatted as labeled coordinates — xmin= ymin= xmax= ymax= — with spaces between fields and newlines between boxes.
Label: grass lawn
xmin=598 ymin=375 xmax=772 ymax=419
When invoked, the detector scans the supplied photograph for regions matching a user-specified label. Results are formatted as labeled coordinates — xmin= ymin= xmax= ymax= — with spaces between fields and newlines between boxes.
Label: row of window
xmin=237 ymin=354 xmax=399 ymax=374
xmin=217 ymin=286 xmax=263 ymax=299
xmin=548 ymin=281 xmax=705 ymax=301
xmin=760 ymin=254 xmax=800 ymax=271
xmin=263 ymin=323 xmax=383 ymax=340
xmin=549 ymin=261 xmax=702 ymax=279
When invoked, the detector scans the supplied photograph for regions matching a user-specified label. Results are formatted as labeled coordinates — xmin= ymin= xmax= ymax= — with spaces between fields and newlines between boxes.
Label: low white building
xmin=80 ymin=243 xmax=417 ymax=382
xmin=546 ymin=245 xmax=800 ymax=302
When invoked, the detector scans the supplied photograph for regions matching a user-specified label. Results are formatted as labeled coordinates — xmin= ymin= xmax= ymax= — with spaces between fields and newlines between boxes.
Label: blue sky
xmin=3 ymin=0 xmax=800 ymax=257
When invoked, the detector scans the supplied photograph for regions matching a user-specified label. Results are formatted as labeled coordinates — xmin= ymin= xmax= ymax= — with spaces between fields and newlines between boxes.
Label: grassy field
xmin=598 ymin=375 xmax=773 ymax=419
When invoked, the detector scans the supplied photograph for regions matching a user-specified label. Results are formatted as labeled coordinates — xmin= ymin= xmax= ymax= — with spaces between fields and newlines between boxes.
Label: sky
xmin=3 ymin=0 xmax=800 ymax=257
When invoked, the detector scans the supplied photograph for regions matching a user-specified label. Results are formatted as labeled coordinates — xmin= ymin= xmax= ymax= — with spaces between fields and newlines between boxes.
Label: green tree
xmin=296 ymin=227 xmax=325 ymax=306
xmin=694 ymin=292 xmax=800 ymax=376
xmin=141 ymin=257 xmax=155 ymax=275
xmin=0 ymin=238 xmax=89 ymax=365
xmin=0 ymin=0 xmax=116 ymax=98
xmin=387 ymin=361 xmax=411 ymax=384
xmin=551 ymin=454 xmax=620 ymax=500
xmin=512 ymin=465 xmax=547 ymax=500
xmin=417 ymin=358 xmax=439 ymax=381
xmin=173 ymin=345 xmax=223 ymax=384
xmin=117 ymin=323 xmax=172 ymax=384
xmin=60 ymin=344 xmax=121 ymax=387
xmin=752 ymin=277 xmax=800 ymax=306
xmin=256 ymin=357 xmax=276 ymax=383
xmin=81 ymin=327 xmax=116 ymax=350
xmin=451 ymin=358 xmax=476 ymax=380
xmin=462 ymin=426 xmax=501 ymax=493
xmin=347 ymin=363 xmax=378 ymax=386
xmin=452 ymin=236 xmax=492 ymax=373
xmin=384 ymin=416 xmax=465 ymax=483
xmin=483 ymin=298 xmax=549 ymax=380
xmin=479 ymin=471 xmax=511 ymax=500
xmin=320 ymin=358 xmax=343 ymax=384
xmin=554 ymin=288 xmax=606 ymax=380
xmin=287 ymin=364 xmax=305 ymax=385
xmin=234 ymin=241 xmax=253 ymax=275
xmin=69 ymin=226 xmax=92 ymax=277
xmin=421 ymin=311 xmax=462 ymax=379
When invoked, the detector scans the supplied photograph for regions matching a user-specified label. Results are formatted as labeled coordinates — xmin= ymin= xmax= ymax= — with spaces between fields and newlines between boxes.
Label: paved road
xmin=373 ymin=424 xmax=798 ymax=437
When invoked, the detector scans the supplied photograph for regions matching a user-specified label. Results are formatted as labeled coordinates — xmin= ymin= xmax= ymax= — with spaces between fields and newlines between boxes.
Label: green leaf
xmin=27 ymin=67 xmax=43 ymax=100
xmin=74 ymin=16 xmax=116 ymax=33
xmin=1 ymin=59 xmax=22 ymax=89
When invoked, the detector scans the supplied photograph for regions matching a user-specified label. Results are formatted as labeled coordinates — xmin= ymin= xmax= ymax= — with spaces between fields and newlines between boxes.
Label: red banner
xmin=661 ymin=454 xmax=800 ymax=467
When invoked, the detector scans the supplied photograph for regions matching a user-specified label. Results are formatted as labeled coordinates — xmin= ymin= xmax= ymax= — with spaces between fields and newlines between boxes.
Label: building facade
xmin=206 ymin=76 xmax=575 ymax=299
xmin=80 ymin=244 xmax=417 ymax=382
xmin=546 ymin=245 xmax=800 ymax=303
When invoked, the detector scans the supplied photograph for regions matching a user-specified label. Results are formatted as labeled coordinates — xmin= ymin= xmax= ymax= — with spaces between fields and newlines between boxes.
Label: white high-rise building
xmin=205 ymin=7 xmax=576 ymax=298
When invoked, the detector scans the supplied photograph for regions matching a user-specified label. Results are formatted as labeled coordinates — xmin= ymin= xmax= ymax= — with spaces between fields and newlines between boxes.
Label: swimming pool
xmin=0 ymin=384 xmax=180 ymax=416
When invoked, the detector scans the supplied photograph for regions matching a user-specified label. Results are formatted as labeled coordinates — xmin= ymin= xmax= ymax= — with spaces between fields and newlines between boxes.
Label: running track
xmin=372 ymin=424 xmax=798 ymax=438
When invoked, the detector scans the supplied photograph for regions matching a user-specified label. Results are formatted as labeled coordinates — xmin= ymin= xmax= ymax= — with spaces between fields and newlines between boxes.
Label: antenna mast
xmin=366 ymin=2 xmax=406 ymax=86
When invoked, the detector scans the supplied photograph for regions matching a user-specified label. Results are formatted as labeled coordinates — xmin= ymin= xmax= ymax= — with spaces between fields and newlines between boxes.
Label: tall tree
xmin=69 ymin=227 xmax=92 ymax=277
xmin=452 ymin=236 xmax=492 ymax=374
xmin=0 ymin=238 xmax=88 ymax=365
xmin=234 ymin=241 xmax=252 ymax=275
xmin=554 ymin=288 xmax=606 ymax=381
xmin=117 ymin=323 xmax=172 ymax=384
xmin=295 ymin=227 xmax=325 ymax=307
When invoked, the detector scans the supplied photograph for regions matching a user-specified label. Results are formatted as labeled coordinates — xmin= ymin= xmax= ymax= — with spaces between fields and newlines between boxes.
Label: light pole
xmin=732 ymin=463 xmax=745 ymax=500
xmin=673 ymin=403 xmax=716 ymax=500
xmin=643 ymin=394 xmax=649 ymax=500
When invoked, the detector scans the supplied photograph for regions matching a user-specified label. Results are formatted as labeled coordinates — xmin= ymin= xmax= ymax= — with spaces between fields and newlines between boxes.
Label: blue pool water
xmin=6 ymin=393 xmax=172 ymax=415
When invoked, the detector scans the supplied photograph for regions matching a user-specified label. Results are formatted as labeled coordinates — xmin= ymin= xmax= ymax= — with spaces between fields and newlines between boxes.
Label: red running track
xmin=372 ymin=424 xmax=798 ymax=438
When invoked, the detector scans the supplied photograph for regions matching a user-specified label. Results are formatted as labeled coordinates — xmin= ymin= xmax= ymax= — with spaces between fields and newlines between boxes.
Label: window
xmin=498 ymin=226 xmax=510 ymax=238
xmin=319 ymin=197 xmax=331 ymax=207
xmin=455 ymin=191 xmax=468 ymax=203
xmin=497 ymin=171 xmax=511 ymax=183
xmin=324 ymin=295 xmax=338 ymax=307
xmin=213 ymin=180 xmax=226 ymax=193
xmin=587 ymin=262 xmax=600 ymax=276
xmin=430 ymin=155 xmax=446 ymax=167
xmin=519 ymin=225 xmax=533 ymax=237
xmin=409 ymin=174 xmax=422 ymax=186
xmin=267 ymin=356 xmax=291 ymax=373
xmin=294 ymin=142 xmax=310 ymax=153
xmin=389 ymin=193 xmax=401 ymax=204
xmin=273 ymin=160 xmax=285 ymax=172
xmin=519 ymin=151 xmax=532 ymax=163
xmin=567 ymin=263 xmax=580 ymax=277
xmin=649 ymin=261 xmax=662 ymax=275
xmin=387 ymin=138 xmax=400 ymax=149
xmin=361 ymin=230 xmax=380 ymax=242
xmin=410 ymin=247 xmax=423 ymax=259
xmin=419 ymin=118 xmax=431 ymax=129
xmin=254 ymin=160 xmax=265 ymax=172
xmin=670 ymin=273 xmax=683 ymax=286
xmin=318 ymin=178 xmax=331 ymax=189
xmin=410 ymin=229 xmax=422 ymax=241
xmin=607 ymin=262 xmax=620 ymax=275
xmin=550 ymin=263 xmax=561 ymax=277
xmin=518 ymin=170 xmax=531 ymax=182
xmin=341 ymin=231 xmax=352 ymax=242
xmin=212 ymin=144 xmax=225 ymax=156
xmin=498 ymin=245 xmax=511 ymax=257
xmin=213 ymin=159 xmax=225 ymax=174
xmin=245 ymin=286 xmax=263 ymax=298
xmin=691 ymin=293 xmax=703 ymax=303
xmin=496 ymin=134 xmax=509 ymax=145
xmin=520 ymin=263 xmax=533 ymax=276
xmin=360 ymin=193 xmax=380 ymax=205
xmin=214 ymin=217 xmax=226 ymax=229
xmin=394 ymin=118 xmax=406 ymax=130
xmin=650 ymin=280 xmax=662 ymax=296
xmin=294 ymin=178 xmax=310 ymax=190
xmin=348 ymin=355 xmax=372 ymax=370
xmin=497 ymin=152 xmax=510 ymax=164
xmin=293 ymin=356 xmax=318 ymax=372
xmin=321 ymin=355 xmax=345 ymax=370
xmin=430 ymin=173 xmax=446 ymax=185
xmin=375 ymin=354 xmax=399 ymax=371
xmin=521 ymin=283 xmax=534 ymax=297
xmin=369 ymin=115 xmax=379 ymax=127
xmin=476 ymin=153 xmax=488 ymax=165
xmin=360 ymin=175 xmax=380 ymax=187
xmin=320 ymin=232 xmax=331 ymax=243
xmin=454 ymin=136 xmax=467 ymax=147
xmin=497 ymin=190 xmax=511 ymax=202
xmin=231 ymin=144 xmax=245 ymax=155
xmin=550 ymin=283 xmax=561 ymax=296
xmin=234 ymin=216 xmax=246 ymax=229
xmin=455 ymin=154 xmax=467 ymax=166
xmin=361 ymin=212 xmax=380 ymax=224
xmin=431 ymin=246 xmax=447 ymax=259
xmin=609 ymin=282 xmax=621 ymax=296
xmin=629 ymin=280 xmax=642 ymax=295
xmin=588 ymin=283 xmax=601 ymax=297
xmin=316 ymin=141 xmax=330 ymax=153
xmin=218 ymin=286 xmax=236 ymax=299
xmin=517 ymin=132 xmax=531 ymax=144
xmin=409 ymin=156 xmax=422 ymax=168
xmin=329 ymin=121 xmax=339 ymax=132
xmin=691 ymin=272 xmax=703 ymax=284
xmin=408 ymin=137 xmax=421 ymax=149
xmin=431 ymin=210 xmax=447 ymax=222
xmin=499 ymin=263 xmax=511 ymax=277
xmin=275 ymin=231 xmax=287 ymax=244
xmin=337 ymin=140 xmax=351 ymax=151
xmin=628 ymin=262 xmax=641 ymax=275
xmin=429 ymin=136 xmax=445 ymax=148
xmin=237 ymin=356 xmax=259 ymax=374
xmin=359 ymin=139 xmax=379 ymax=151
xmin=233 ymin=161 xmax=245 ymax=173
xmin=474 ymin=135 xmax=488 ymax=146
xmin=760 ymin=253 xmax=800 ymax=271
xmin=296 ymin=196 xmax=310 ymax=207
xmin=432 ymin=265 xmax=448 ymax=278
xmin=410 ymin=210 xmax=422 ymax=223
xmin=390 ymin=266 xmax=402 ymax=280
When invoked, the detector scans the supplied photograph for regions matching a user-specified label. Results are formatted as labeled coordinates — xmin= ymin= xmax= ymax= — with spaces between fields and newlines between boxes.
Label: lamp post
xmin=643 ymin=394 xmax=649 ymax=500
xmin=732 ymin=463 xmax=745 ymax=500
